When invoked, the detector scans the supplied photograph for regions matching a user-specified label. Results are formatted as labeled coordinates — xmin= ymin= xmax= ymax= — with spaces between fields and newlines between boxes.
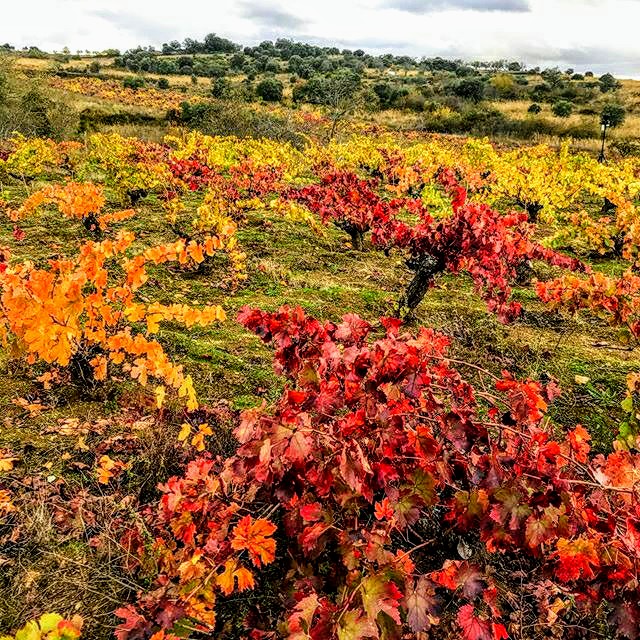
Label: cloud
xmin=239 ymin=2 xmax=306 ymax=29
xmin=90 ymin=8 xmax=175 ymax=43
xmin=512 ymin=43 xmax=639 ymax=75
xmin=383 ymin=0 xmax=530 ymax=12
xmin=294 ymin=33 xmax=414 ymax=52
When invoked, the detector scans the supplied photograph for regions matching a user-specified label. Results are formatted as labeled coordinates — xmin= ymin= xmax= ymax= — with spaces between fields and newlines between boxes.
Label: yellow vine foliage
xmin=165 ymin=131 xmax=310 ymax=180
xmin=158 ymin=192 xmax=247 ymax=282
xmin=0 ymin=613 xmax=83 ymax=640
xmin=0 ymin=135 xmax=60 ymax=179
xmin=83 ymin=133 xmax=170 ymax=202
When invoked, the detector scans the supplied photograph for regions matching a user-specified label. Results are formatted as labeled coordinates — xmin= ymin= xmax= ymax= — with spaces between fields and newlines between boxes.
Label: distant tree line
xmin=110 ymin=34 xmax=553 ymax=79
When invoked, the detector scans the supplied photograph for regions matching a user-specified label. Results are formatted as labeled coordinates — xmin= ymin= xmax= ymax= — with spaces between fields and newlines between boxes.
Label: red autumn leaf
xmin=334 ymin=313 xmax=371 ymax=343
xmin=457 ymin=604 xmax=492 ymax=640
xmin=568 ymin=425 xmax=591 ymax=463
xmin=115 ymin=605 xmax=151 ymax=640
xmin=300 ymin=502 xmax=323 ymax=523
xmin=555 ymin=537 xmax=600 ymax=582
xmin=374 ymin=498 xmax=394 ymax=521
xmin=287 ymin=389 xmax=307 ymax=404
xmin=298 ymin=522 xmax=330 ymax=554
xmin=286 ymin=428 xmax=312 ymax=464
xmin=12 ymin=225 xmax=25 ymax=242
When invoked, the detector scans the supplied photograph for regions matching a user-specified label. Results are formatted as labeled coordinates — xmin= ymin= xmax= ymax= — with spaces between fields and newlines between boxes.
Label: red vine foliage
xmin=537 ymin=270 xmax=640 ymax=339
xmin=168 ymin=158 xmax=220 ymax=192
xmin=287 ymin=172 xmax=402 ymax=250
xmin=372 ymin=170 xmax=586 ymax=320
xmin=117 ymin=306 xmax=640 ymax=639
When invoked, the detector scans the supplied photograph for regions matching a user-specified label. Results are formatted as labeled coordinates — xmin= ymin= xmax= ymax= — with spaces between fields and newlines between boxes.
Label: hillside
xmin=3 ymin=34 xmax=640 ymax=148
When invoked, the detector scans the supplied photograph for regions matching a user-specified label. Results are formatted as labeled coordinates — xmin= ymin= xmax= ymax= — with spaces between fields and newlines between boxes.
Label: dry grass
xmin=490 ymin=98 xmax=640 ymax=140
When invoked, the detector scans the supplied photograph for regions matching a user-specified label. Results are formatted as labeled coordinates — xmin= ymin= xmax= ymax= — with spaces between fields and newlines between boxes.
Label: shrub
xmin=490 ymin=73 xmax=518 ymax=99
xmin=528 ymin=102 xmax=542 ymax=114
xmin=452 ymin=77 xmax=485 ymax=103
xmin=0 ymin=72 xmax=77 ymax=140
xmin=372 ymin=81 xmax=408 ymax=109
xmin=599 ymin=72 xmax=620 ymax=93
xmin=613 ymin=138 xmax=640 ymax=157
xmin=210 ymin=76 xmax=230 ymax=99
xmin=18 ymin=88 xmax=54 ymax=137
xmin=122 ymin=76 xmax=145 ymax=90
xmin=552 ymin=100 xmax=573 ymax=118
xmin=177 ymin=101 xmax=307 ymax=148
xmin=538 ymin=270 xmax=640 ymax=339
xmin=601 ymin=103 xmax=626 ymax=129
xmin=256 ymin=77 xmax=284 ymax=102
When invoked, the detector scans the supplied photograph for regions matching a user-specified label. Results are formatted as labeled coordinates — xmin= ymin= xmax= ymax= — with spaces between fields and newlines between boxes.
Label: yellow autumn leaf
xmin=0 ymin=451 xmax=18 ymax=473
xmin=178 ymin=423 xmax=191 ymax=442
xmin=155 ymin=385 xmax=166 ymax=409
xmin=146 ymin=313 xmax=164 ymax=334
xmin=191 ymin=423 xmax=213 ymax=452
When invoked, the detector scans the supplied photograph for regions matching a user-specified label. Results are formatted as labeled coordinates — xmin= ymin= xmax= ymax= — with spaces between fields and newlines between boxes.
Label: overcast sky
xmin=2 ymin=0 xmax=638 ymax=77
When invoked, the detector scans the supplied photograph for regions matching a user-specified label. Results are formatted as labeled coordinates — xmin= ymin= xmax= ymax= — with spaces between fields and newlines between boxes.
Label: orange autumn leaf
xmin=216 ymin=559 xmax=236 ymax=596
xmin=187 ymin=241 xmax=205 ymax=264
xmin=97 ymin=455 xmax=128 ymax=484
xmin=0 ymin=489 xmax=15 ymax=515
xmin=230 ymin=515 xmax=277 ymax=567
xmin=149 ymin=632 xmax=181 ymax=640
xmin=90 ymin=355 xmax=108 ymax=381
xmin=216 ymin=559 xmax=255 ymax=596
xmin=235 ymin=566 xmax=255 ymax=592
xmin=0 ymin=449 xmax=18 ymax=473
